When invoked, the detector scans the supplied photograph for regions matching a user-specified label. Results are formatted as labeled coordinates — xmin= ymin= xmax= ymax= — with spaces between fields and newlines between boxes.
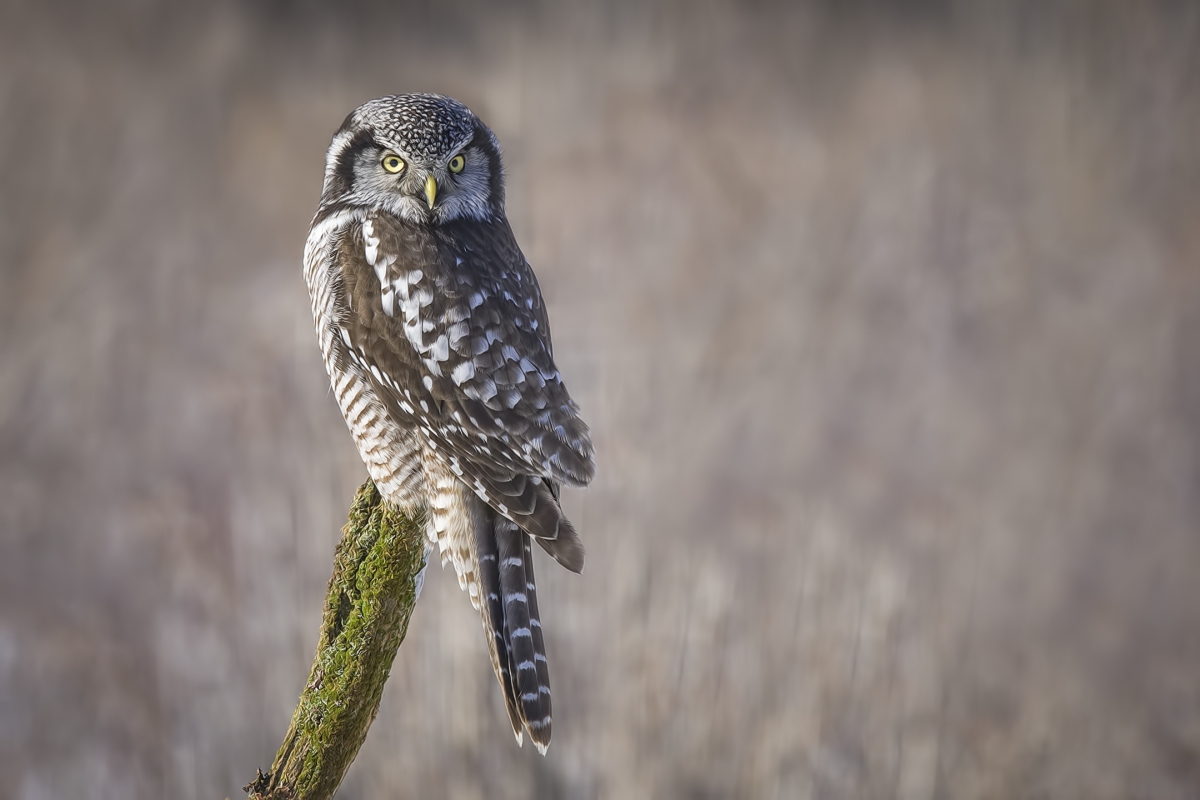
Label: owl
xmin=303 ymin=94 xmax=594 ymax=754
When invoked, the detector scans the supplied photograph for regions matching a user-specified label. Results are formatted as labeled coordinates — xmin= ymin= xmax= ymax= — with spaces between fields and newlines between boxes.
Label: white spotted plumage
xmin=304 ymin=93 xmax=592 ymax=754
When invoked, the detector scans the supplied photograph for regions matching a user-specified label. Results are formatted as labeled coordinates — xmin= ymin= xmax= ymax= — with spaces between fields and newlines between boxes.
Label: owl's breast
xmin=304 ymin=213 xmax=427 ymax=510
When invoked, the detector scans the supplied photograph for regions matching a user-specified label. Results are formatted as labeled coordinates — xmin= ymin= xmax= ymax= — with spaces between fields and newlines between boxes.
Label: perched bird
xmin=303 ymin=93 xmax=594 ymax=753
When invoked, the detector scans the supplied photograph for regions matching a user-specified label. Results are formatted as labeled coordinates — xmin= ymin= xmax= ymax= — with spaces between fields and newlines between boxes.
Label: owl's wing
xmin=355 ymin=210 xmax=593 ymax=483
xmin=331 ymin=210 xmax=591 ymax=568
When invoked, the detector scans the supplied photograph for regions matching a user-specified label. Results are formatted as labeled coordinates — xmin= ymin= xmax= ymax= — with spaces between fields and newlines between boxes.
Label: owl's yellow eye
xmin=448 ymin=154 xmax=465 ymax=174
xmin=381 ymin=154 xmax=405 ymax=174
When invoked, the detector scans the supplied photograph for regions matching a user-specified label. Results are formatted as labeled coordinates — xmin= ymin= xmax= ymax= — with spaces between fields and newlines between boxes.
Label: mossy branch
xmin=246 ymin=479 xmax=426 ymax=800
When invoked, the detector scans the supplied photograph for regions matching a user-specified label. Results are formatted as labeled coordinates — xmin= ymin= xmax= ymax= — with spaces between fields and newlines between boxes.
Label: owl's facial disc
xmin=368 ymin=141 xmax=481 ymax=222
xmin=318 ymin=94 xmax=505 ymax=225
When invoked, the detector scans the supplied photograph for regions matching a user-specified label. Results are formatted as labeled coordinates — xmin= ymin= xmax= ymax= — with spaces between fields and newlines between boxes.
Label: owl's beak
xmin=424 ymin=175 xmax=438 ymax=210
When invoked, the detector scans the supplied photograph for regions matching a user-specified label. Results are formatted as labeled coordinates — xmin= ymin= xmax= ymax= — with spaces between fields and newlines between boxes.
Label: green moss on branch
xmin=246 ymin=479 xmax=426 ymax=800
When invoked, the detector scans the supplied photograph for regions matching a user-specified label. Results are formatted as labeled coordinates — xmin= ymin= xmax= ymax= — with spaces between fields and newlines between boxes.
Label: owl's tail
xmin=424 ymin=451 xmax=557 ymax=752
xmin=475 ymin=515 xmax=553 ymax=752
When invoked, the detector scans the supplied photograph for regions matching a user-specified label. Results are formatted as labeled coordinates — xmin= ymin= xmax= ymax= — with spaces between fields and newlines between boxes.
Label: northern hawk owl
xmin=303 ymin=94 xmax=594 ymax=753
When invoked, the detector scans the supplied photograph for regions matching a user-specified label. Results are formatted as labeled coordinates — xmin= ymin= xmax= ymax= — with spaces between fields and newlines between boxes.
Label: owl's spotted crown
xmin=351 ymin=93 xmax=478 ymax=162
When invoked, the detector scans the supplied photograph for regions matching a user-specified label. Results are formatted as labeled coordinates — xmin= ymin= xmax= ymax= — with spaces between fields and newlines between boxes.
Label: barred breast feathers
xmin=305 ymin=209 xmax=426 ymax=511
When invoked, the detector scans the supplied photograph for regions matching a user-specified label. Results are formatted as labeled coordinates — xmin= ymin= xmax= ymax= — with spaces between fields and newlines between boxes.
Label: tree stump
xmin=246 ymin=479 xmax=426 ymax=800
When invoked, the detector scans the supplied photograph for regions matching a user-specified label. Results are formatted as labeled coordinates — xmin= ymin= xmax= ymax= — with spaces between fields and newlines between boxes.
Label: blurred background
xmin=1 ymin=1 xmax=1199 ymax=798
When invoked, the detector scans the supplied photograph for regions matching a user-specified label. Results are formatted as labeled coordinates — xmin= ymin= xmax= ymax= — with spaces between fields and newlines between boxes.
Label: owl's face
xmin=319 ymin=94 xmax=504 ymax=226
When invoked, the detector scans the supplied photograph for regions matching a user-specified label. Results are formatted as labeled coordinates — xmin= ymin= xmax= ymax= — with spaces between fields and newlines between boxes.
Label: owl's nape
xmin=303 ymin=93 xmax=594 ymax=753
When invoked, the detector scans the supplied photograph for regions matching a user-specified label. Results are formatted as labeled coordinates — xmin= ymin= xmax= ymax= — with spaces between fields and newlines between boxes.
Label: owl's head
xmin=318 ymin=93 xmax=504 ymax=225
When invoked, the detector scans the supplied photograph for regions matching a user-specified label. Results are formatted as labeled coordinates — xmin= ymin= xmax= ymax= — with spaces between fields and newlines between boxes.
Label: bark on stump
xmin=245 ymin=479 xmax=426 ymax=800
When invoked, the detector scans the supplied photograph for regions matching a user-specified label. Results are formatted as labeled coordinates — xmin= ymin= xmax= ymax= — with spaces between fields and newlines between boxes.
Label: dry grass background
xmin=1 ymin=1 xmax=1199 ymax=798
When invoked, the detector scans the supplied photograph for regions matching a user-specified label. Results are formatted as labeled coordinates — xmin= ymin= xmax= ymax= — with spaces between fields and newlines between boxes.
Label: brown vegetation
xmin=0 ymin=2 xmax=1198 ymax=798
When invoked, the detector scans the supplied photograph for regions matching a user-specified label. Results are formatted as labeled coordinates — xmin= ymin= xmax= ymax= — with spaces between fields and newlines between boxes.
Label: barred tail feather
xmin=427 ymin=450 xmax=562 ymax=751
xmin=496 ymin=517 xmax=553 ymax=753
xmin=523 ymin=534 xmax=553 ymax=751
xmin=473 ymin=513 xmax=524 ymax=742
xmin=457 ymin=466 xmax=586 ymax=574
